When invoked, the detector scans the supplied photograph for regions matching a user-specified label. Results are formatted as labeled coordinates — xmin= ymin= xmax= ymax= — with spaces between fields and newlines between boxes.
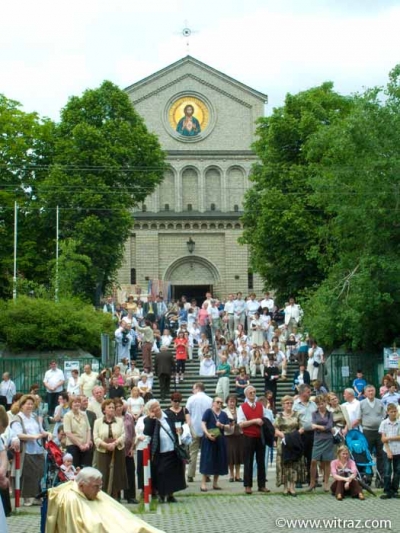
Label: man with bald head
xmin=237 ymin=386 xmax=273 ymax=495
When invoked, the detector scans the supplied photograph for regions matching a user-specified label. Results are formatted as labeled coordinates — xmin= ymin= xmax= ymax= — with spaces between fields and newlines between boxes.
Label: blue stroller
xmin=345 ymin=430 xmax=383 ymax=492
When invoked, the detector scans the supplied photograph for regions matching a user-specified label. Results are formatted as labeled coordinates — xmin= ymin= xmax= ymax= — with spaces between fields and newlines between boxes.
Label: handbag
xmin=160 ymin=421 xmax=191 ymax=464
xmin=313 ymin=361 xmax=320 ymax=368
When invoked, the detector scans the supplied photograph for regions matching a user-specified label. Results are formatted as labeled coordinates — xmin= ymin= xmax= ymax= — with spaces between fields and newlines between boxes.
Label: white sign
xmin=63 ymin=360 xmax=80 ymax=380
xmin=341 ymin=366 xmax=350 ymax=377
xmin=383 ymin=348 xmax=400 ymax=369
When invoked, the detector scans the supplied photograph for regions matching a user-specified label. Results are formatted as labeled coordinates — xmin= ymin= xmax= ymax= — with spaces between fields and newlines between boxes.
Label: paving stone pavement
xmin=6 ymin=490 xmax=399 ymax=533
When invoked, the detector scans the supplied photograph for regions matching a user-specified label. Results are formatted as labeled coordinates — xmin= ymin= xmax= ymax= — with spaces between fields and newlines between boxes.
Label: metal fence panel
xmin=327 ymin=352 xmax=383 ymax=399
xmin=0 ymin=356 xmax=102 ymax=396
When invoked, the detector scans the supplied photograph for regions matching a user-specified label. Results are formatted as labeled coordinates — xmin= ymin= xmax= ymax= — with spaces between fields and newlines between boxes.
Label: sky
xmin=1 ymin=0 xmax=400 ymax=121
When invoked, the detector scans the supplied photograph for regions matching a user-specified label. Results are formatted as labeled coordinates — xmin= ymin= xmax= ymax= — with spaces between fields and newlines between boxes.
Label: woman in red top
xmin=174 ymin=331 xmax=188 ymax=383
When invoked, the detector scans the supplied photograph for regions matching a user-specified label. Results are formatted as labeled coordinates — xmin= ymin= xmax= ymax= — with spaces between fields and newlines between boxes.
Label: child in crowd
xmin=60 ymin=453 xmax=79 ymax=480
xmin=174 ymin=331 xmax=188 ymax=383
xmin=379 ymin=403 xmax=400 ymax=500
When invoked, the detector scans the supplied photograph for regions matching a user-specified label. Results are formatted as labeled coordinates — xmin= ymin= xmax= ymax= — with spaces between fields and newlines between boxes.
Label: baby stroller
xmin=39 ymin=441 xmax=68 ymax=533
xmin=345 ymin=430 xmax=383 ymax=491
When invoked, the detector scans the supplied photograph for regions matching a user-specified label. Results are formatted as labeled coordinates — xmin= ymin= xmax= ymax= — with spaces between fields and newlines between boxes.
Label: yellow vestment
xmin=45 ymin=481 xmax=165 ymax=533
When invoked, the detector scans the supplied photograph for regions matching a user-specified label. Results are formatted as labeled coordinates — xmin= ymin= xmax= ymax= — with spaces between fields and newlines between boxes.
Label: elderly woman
xmin=114 ymin=398 xmax=138 ymax=504
xmin=330 ymin=445 xmax=365 ymax=500
xmin=63 ymin=396 xmax=92 ymax=468
xmin=143 ymin=399 xmax=186 ymax=503
xmin=274 ymin=395 xmax=304 ymax=496
xmin=93 ymin=399 xmax=127 ymax=499
xmin=223 ymin=394 xmax=244 ymax=482
xmin=308 ymin=395 xmax=334 ymax=492
xmin=12 ymin=394 xmax=52 ymax=506
xmin=200 ymin=396 xmax=231 ymax=491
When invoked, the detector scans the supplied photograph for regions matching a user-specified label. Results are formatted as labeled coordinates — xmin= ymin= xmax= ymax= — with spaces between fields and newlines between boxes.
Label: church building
xmin=117 ymin=56 xmax=267 ymax=302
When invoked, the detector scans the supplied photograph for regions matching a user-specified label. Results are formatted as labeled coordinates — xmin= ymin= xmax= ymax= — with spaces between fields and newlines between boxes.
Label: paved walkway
xmin=6 ymin=467 xmax=396 ymax=533
xmin=6 ymin=490 xmax=396 ymax=533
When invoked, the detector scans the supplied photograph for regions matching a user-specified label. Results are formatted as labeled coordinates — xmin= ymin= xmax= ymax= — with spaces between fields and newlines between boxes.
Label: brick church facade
xmin=117 ymin=56 xmax=267 ymax=301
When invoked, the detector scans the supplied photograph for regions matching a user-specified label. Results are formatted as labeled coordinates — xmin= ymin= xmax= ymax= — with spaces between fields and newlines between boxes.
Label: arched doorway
xmin=164 ymin=256 xmax=220 ymax=302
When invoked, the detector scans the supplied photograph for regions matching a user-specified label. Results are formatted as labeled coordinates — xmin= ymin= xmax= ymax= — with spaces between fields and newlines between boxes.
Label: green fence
xmin=0 ymin=355 xmax=103 ymax=396
xmin=327 ymin=352 xmax=383 ymax=399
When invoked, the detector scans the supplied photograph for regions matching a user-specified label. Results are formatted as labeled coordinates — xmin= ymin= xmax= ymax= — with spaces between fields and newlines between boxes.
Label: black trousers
xmin=158 ymin=373 xmax=171 ymax=400
xmin=66 ymin=445 xmax=93 ymax=468
xmin=124 ymin=455 xmax=137 ymax=500
xmin=47 ymin=392 xmax=59 ymax=417
xmin=243 ymin=435 xmax=266 ymax=489
xmin=363 ymin=429 xmax=384 ymax=477
xmin=301 ymin=431 xmax=314 ymax=483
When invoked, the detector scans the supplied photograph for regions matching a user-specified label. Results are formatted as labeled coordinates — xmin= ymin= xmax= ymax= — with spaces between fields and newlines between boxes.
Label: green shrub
xmin=0 ymin=297 xmax=114 ymax=355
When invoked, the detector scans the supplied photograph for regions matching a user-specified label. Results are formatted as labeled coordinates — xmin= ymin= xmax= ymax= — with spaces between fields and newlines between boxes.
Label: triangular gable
xmin=125 ymin=55 xmax=268 ymax=104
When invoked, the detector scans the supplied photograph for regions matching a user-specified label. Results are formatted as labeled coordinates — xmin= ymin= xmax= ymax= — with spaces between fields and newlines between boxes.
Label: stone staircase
xmin=136 ymin=346 xmax=299 ymax=409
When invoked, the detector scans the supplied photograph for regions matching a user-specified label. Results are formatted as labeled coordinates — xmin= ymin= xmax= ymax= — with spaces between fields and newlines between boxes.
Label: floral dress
xmin=274 ymin=412 xmax=305 ymax=486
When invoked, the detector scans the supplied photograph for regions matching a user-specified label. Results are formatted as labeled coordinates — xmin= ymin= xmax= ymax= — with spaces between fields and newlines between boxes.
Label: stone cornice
xmin=133 ymin=211 xmax=242 ymax=221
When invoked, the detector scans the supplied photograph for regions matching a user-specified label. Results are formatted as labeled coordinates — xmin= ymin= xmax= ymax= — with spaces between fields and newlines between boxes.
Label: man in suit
xmin=143 ymin=295 xmax=156 ymax=324
xmin=284 ymin=297 xmax=303 ymax=333
xmin=154 ymin=350 xmax=175 ymax=401
xmin=293 ymin=363 xmax=311 ymax=393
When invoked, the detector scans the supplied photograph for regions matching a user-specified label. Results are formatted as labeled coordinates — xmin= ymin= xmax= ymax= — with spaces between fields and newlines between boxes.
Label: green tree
xmin=50 ymin=239 xmax=92 ymax=300
xmin=303 ymin=67 xmax=400 ymax=351
xmin=0 ymin=95 xmax=55 ymax=298
xmin=241 ymin=83 xmax=354 ymax=302
xmin=39 ymin=81 xmax=166 ymax=303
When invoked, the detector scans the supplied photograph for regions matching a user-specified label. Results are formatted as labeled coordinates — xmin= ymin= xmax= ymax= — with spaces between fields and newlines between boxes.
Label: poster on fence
xmin=383 ymin=348 xmax=400 ymax=369
xmin=64 ymin=360 xmax=80 ymax=380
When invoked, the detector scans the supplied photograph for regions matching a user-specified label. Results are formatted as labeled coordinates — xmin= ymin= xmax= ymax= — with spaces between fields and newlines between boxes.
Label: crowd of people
xmin=0 ymin=291 xmax=399 ymax=527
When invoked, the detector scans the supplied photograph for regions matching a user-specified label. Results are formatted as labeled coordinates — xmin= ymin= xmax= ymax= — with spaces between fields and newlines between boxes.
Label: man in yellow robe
xmin=45 ymin=467 xmax=165 ymax=533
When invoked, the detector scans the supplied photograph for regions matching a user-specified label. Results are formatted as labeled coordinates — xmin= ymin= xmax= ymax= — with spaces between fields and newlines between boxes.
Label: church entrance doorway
xmin=172 ymin=284 xmax=212 ymax=304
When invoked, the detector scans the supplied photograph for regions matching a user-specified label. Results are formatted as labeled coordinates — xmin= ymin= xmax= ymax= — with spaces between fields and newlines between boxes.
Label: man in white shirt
xmin=0 ymin=373 xmax=16 ymax=410
xmin=341 ymin=388 xmax=361 ymax=429
xmin=237 ymin=386 xmax=273 ymax=494
xmin=79 ymin=365 xmax=98 ymax=398
xmin=260 ymin=292 xmax=274 ymax=313
xmin=284 ymin=297 xmax=303 ymax=333
xmin=87 ymin=386 xmax=105 ymax=419
xmin=103 ymin=296 xmax=115 ymax=315
xmin=245 ymin=293 xmax=260 ymax=335
xmin=224 ymin=294 xmax=235 ymax=340
xmin=43 ymin=361 xmax=65 ymax=417
xmin=233 ymin=292 xmax=246 ymax=329
xmin=185 ymin=382 xmax=213 ymax=482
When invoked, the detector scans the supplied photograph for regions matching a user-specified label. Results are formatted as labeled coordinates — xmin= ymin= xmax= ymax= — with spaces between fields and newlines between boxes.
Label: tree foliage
xmin=0 ymin=297 xmax=114 ymax=354
xmin=243 ymin=67 xmax=400 ymax=351
xmin=0 ymin=82 xmax=166 ymax=303
xmin=241 ymin=83 xmax=354 ymax=301
xmin=0 ymin=95 xmax=55 ymax=297
xmin=302 ymin=68 xmax=400 ymax=350
xmin=39 ymin=81 xmax=166 ymax=302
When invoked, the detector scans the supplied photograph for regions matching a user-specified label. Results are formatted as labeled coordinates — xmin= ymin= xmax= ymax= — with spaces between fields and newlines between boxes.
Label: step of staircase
xmin=132 ymin=347 xmax=298 ymax=409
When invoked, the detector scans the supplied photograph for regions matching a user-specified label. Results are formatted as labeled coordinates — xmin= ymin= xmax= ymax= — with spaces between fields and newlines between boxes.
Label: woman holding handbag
xmin=143 ymin=400 xmax=186 ymax=503
xmin=200 ymin=397 xmax=231 ymax=491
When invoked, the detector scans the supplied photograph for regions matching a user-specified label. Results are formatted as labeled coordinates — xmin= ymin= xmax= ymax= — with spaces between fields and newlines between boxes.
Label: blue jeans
xmin=383 ymin=453 xmax=400 ymax=495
